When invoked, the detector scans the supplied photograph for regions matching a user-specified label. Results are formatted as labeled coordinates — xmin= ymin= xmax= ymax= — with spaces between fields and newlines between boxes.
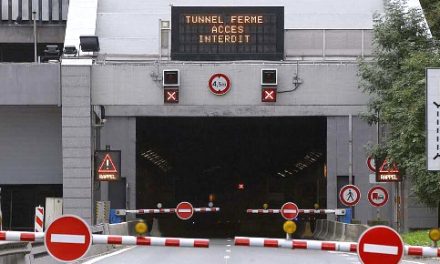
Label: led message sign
xmin=171 ymin=7 xmax=284 ymax=61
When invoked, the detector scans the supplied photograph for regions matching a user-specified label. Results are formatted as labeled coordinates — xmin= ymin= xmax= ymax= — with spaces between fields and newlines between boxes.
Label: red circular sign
xmin=176 ymin=202 xmax=194 ymax=220
xmin=339 ymin=184 xmax=361 ymax=207
xmin=280 ymin=202 xmax=299 ymax=220
xmin=367 ymin=186 xmax=389 ymax=207
xmin=366 ymin=156 xmax=376 ymax=172
xmin=208 ymin=73 xmax=231 ymax=96
xmin=45 ymin=215 xmax=92 ymax=262
xmin=358 ymin=226 xmax=404 ymax=264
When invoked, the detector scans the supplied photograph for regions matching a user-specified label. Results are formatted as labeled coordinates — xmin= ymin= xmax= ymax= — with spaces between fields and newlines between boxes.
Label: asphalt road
xmin=78 ymin=239 xmax=439 ymax=264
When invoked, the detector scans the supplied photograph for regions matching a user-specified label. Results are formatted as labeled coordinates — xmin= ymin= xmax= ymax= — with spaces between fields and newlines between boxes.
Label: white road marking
xmin=226 ymin=249 xmax=231 ymax=253
xmin=402 ymin=260 xmax=426 ymax=264
xmin=364 ymin=244 xmax=398 ymax=255
xmin=81 ymin=247 xmax=135 ymax=264
xmin=226 ymin=244 xmax=231 ymax=247
xmin=51 ymin=234 xmax=85 ymax=244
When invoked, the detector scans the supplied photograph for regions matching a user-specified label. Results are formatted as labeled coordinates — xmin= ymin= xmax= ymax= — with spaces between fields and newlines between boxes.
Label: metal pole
xmin=376 ymin=112 xmax=380 ymax=221
xmin=0 ymin=188 xmax=2 ymax=231
xmin=33 ymin=11 xmax=37 ymax=62
xmin=349 ymin=114 xmax=353 ymax=184
xmin=9 ymin=191 xmax=12 ymax=229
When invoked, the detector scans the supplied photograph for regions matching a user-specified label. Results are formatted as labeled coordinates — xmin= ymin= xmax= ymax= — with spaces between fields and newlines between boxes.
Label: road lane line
xmin=82 ymin=247 xmax=135 ymax=264
xmin=51 ymin=234 xmax=85 ymax=244
xmin=364 ymin=243 xmax=398 ymax=255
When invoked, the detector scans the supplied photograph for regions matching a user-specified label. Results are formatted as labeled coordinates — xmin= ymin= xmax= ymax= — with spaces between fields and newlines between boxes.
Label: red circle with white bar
xmin=45 ymin=215 xmax=92 ymax=263
xmin=208 ymin=73 xmax=231 ymax=96
xmin=339 ymin=184 xmax=361 ymax=207
xmin=176 ymin=202 xmax=194 ymax=220
xmin=358 ymin=225 xmax=404 ymax=264
xmin=280 ymin=202 xmax=299 ymax=220
xmin=367 ymin=186 xmax=389 ymax=207
xmin=366 ymin=156 xmax=376 ymax=172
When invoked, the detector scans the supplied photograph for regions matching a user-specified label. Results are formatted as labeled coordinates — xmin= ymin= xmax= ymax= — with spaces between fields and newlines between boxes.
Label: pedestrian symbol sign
xmin=339 ymin=184 xmax=361 ymax=207
xmin=95 ymin=150 xmax=121 ymax=181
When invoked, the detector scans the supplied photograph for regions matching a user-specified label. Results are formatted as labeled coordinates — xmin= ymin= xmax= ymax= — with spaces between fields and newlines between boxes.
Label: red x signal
xmin=164 ymin=89 xmax=179 ymax=103
xmin=262 ymin=88 xmax=277 ymax=102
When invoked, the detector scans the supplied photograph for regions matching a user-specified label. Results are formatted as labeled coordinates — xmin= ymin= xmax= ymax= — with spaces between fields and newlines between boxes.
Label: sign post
xmin=45 ymin=215 xmax=92 ymax=262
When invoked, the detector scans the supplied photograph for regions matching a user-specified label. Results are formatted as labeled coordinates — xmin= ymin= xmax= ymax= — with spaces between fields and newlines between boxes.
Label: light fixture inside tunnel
xmin=277 ymin=151 xmax=323 ymax=177
xmin=141 ymin=149 xmax=171 ymax=172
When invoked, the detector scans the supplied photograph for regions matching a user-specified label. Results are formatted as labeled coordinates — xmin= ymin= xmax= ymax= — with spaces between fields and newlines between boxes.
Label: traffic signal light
xmin=261 ymin=69 xmax=277 ymax=85
xmin=163 ymin=69 xmax=180 ymax=86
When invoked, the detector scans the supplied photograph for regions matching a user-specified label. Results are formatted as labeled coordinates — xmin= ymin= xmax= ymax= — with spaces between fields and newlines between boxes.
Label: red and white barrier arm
xmin=246 ymin=209 xmax=346 ymax=215
xmin=194 ymin=207 xmax=220 ymax=212
xmin=0 ymin=231 xmax=44 ymax=242
xmin=120 ymin=207 xmax=220 ymax=215
xmin=405 ymin=245 xmax=440 ymax=257
xmin=235 ymin=237 xmax=440 ymax=257
xmin=93 ymin=235 xmax=209 ymax=248
xmin=235 ymin=237 xmax=356 ymax=253
xmin=125 ymin=208 xmax=176 ymax=214
xmin=246 ymin=209 xmax=280 ymax=214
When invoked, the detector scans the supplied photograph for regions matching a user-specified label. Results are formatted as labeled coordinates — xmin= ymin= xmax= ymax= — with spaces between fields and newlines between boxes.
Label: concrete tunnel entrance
xmin=136 ymin=117 xmax=327 ymax=238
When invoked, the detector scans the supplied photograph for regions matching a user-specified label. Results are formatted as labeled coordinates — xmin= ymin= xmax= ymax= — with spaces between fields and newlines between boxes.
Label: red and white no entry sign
xmin=208 ymin=73 xmax=231 ymax=96
xmin=44 ymin=215 xmax=92 ymax=262
xmin=367 ymin=186 xmax=389 ymax=207
xmin=358 ymin=226 xmax=404 ymax=264
xmin=176 ymin=202 xmax=194 ymax=220
xmin=366 ymin=156 xmax=376 ymax=172
xmin=339 ymin=184 xmax=361 ymax=207
xmin=280 ymin=202 xmax=299 ymax=220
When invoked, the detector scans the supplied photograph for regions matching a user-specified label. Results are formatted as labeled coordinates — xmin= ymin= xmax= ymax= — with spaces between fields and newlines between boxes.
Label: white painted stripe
xmin=5 ymin=232 xmax=21 ymax=241
xmin=364 ymin=243 xmax=398 ymax=255
xmin=177 ymin=209 xmax=192 ymax=213
xmin=283 ymin=209 xmax=297 ymax=213
xmin=51 ymin=234 xmax=85 ymax=244
xmin=150 ymin=237 xmax=166 ymax=246
xmin=92 ymin=235 xmax=108 ymax=244
xmin=82 ymin=247 xmax=135 ymax=264
xmin=122 ymin=236 xmax=136 ymax=245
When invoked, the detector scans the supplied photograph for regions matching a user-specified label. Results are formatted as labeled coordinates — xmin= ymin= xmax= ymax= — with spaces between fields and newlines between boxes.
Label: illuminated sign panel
xmin=95 ymin=151 xmax=121 ymax=181
xmin=171 ymin=7 xmax=284 ymax=61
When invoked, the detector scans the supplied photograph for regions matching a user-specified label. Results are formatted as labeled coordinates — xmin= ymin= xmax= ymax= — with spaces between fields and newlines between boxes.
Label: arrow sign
xmin=358 ymin=226 xmax=404 ymax=264
xmin=176 ymin=202 xmax=194 ymax=220
xmin=280 ymin=202 xmax=298 ymax=220
xmin=44 ymin=215 xmax=92 ymax=262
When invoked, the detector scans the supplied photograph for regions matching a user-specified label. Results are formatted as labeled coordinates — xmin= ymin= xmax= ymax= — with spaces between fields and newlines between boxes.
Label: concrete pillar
xmin=61 ymin=63 xmax=92 ymax=224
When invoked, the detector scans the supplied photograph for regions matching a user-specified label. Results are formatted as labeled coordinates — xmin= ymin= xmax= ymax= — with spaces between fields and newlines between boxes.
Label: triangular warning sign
xmin=98 ymin=154 xmax=118 ymax=173
xmin=379 ymin=159 xmax=399 ymax=174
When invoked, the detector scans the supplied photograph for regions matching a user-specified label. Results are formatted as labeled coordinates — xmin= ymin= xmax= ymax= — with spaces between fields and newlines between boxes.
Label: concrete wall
xmin=0 ymin=25 xmax=65 ymax=43
xmin=92 ymin=62 xmax=368 ymax=117
xmin=100 ymin=117 xmax=137 ymax=210
xmin=61 ymin=65 xmax=92 ymax=224
xmin=96 ymin=0 xmax=383 ymax=56
xmin=0 ymin=63 xmax=60 ymax=105
xmin=0 ymin=106 xmax=62 ymax=184
xmin=327 ymin=116 xmax=394 ymax=225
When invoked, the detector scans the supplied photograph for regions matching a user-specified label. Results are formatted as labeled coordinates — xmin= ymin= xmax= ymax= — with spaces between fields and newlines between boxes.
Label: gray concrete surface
xmin=78 ymin=239 xmax=439 ymax=264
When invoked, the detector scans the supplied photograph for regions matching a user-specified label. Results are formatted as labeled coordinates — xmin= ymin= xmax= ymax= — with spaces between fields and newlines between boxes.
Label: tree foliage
xmin=420 ymin=0 xmax=440 ymax=39
xmin=358 ymin=0 xmax=440 ymax=207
